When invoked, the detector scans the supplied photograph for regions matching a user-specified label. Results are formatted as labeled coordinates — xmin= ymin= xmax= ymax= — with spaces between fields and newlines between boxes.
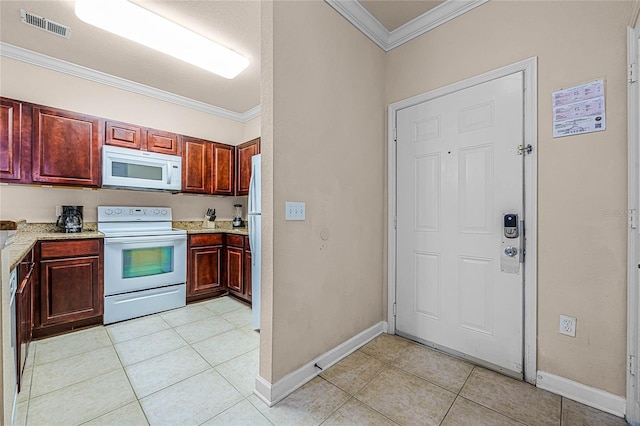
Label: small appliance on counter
xmin=56 ymin=205 xmax=83 ymax=233
xmin=233 ymin=204 xmax=244 ymax=228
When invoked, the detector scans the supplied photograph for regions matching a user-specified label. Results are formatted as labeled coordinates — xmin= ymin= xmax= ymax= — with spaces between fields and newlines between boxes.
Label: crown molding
xmin=325 ymin=0 xmax=489 ymax=52
xmin=324 ymin=0 xmax=389 ymax=50
xmin=388 ymin=0 xmax=489 ymax=50
xmin=0 ymin=42 xmax=260 ymax=123
xmin=241 ymin=104 xmax=262 ymax=122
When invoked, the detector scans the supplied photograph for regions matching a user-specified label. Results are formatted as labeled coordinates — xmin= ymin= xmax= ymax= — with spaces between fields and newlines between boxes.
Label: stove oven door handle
xmin=104 ymin=234 xmax=186 ymax=245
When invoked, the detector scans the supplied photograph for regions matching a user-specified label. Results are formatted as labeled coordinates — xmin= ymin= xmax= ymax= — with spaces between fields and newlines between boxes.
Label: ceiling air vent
xmin=20 ymin=9 xmax=71 ymax=39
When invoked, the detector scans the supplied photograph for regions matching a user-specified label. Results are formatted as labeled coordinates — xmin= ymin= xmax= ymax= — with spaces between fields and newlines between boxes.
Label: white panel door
xmin=396 ymin=73 xmax=524 ymax=375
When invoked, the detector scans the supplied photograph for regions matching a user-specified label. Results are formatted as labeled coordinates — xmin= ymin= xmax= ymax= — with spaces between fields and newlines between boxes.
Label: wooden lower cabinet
xmin=187 ymin=234 xmax=225 ymax=302
xmin=33 ymin=239 xmax=103 ymax=338
xmin=16 ymin=250 xmax=34 ymax=391
xmin=186 ymin=233 xmax=252 ymax=305
xmin=226 ymin=247 xmax=243 ymax=293
xmin=226 ymin=234 xmax=251 ymax=303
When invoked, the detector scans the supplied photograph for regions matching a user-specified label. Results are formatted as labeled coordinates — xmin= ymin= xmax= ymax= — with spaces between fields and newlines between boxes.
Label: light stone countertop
xmin=3 ymin=220 xmax=248 ymax=271
xmin=5 ymin=221 xmax=104 ymax=271
xmin=173 ymin=221 xmax=249 ymax=236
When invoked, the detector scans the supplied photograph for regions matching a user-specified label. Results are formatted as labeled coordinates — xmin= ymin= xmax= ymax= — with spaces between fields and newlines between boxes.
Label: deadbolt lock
xmin=504 ymin=246 xmax=518 ymax=257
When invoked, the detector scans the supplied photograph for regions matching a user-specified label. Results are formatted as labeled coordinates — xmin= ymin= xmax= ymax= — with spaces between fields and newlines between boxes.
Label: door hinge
xmin=630 ymin=209 xmax=638 ymax=229
xmin=630 ymin=63 xmax=637 ymax=84
xmin=393 ymin=302 xmax=397 ymax=316
xmin=393 ymin=216 xmax=397 ymax=229
xmin=629 ymin=355 xmax=637 ymax=376
xmin=517 ymin=144 xmax=532 ymax=155
xmin=393 ymin=128 xmax=397 ymax=142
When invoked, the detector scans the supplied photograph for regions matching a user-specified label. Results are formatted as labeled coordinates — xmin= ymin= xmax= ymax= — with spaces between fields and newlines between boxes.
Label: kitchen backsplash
xmin=0 ymin=185 xmax=247 ymax=222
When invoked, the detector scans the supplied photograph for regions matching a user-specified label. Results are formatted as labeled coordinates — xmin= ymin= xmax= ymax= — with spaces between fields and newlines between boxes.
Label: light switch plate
xmin=285 ymin=202 xmax=305 ymax=220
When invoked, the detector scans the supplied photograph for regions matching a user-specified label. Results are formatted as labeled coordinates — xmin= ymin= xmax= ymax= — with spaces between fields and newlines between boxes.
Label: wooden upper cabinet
xmin=0 ymin=98 xmax=22 ymax=181
xmin=212 ymin=143 xmax=235 ymax=195
xmin=105 ymin=121 xmax=179 ymax=155
xmin=182 ymin=136 xmax=212 ymax=194
xmin=147 ymin=129 xmax=179 ymax=155
xmin=105 ymin=121 xmax=143 ymax=150
xmin=181 ymin=138 xmax=236 ymax=195
xmin=235 ymin=138 xmax=260 ymax=196
xmin=32 ymin=107 xmax=101 ymax=187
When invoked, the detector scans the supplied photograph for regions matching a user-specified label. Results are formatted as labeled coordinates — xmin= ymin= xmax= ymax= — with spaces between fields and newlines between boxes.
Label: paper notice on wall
xmin=552 ymin=79 xmax=606 ymax=138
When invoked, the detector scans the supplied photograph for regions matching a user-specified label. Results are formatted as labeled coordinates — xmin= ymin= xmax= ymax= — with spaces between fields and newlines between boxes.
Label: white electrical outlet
xmin=285 ymin=202 xmax=305 ymax=221
xmin=559 ymin=314 xmax=576 ymax=337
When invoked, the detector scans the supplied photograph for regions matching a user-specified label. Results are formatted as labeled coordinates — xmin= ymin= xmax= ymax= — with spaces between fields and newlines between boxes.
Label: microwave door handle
xmin=166 ymin=161 xmax=172 ymax=185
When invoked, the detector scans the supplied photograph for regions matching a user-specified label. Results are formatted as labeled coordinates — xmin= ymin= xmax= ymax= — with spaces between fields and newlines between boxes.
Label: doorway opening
xmin=387 ymin=57 xmax=538 ymax=383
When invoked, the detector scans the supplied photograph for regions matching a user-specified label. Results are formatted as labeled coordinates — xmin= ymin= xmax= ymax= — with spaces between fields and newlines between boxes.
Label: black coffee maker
xmin=57 ymin=206 xmax=83 ymax=233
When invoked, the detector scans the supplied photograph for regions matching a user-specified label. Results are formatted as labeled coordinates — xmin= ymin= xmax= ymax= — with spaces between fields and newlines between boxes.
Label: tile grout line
xmin=447 ymin=365 xmax=557 ymax=426
xmin=108 ymin=311 xmax=223 ymax=425
xmin=316 ymin=393 xmax=354 ymax=426
xmin=22 ymin=342 xmax=37 ymax=426
xmin=454 ymin=394 xmax=529 ymax=425
xmin=25 ymin=298 xmax=253 ymax=425
xmin=27 ymin=347 xmax=124 ymax=401
xmin=437 ymin=394 xmax=459 ymax=425
xmin=31 ymin=328 xmax=113 ymax=368
xmin=329 ymin=346 xmax=413 ymax=425
xmin=179 ymin=300 xmax=260 ymax=425
xmin=124 ymin=310 xmax=255 ymax=403
xmin=106 ymin=316 xmax=172 ymax=345
xmin=458 ymin=365 xmax=475 ymax=396
xmin=105 ymin=324 xmax=152 ymax=426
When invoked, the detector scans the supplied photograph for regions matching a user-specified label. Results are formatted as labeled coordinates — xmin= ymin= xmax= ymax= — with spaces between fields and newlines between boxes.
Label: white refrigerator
xmin=248 ymin=154 xmax=261 ymax=330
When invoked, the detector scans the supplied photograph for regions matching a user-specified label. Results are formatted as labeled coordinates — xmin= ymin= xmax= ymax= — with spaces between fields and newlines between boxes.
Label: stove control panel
xmin=98 ymin=206 xmax=172 ymax=222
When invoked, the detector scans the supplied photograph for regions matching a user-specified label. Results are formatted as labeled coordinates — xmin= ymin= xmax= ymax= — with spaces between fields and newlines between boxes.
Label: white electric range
xmin=98 ymin=206 xmax=186 ymax=324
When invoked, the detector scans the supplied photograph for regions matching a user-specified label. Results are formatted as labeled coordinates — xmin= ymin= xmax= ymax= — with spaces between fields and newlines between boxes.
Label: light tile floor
xmin=17 ymin=296 xmax=628 ymax=426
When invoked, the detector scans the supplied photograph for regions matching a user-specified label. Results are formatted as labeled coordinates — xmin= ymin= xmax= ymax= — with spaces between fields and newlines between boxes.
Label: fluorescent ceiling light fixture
xmin=75 ymin=0 xmax=249 ymax=79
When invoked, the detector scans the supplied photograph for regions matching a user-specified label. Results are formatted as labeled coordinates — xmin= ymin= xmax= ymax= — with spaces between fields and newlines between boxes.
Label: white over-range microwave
xmin=102 ymin=145 xmax=182 ymax=192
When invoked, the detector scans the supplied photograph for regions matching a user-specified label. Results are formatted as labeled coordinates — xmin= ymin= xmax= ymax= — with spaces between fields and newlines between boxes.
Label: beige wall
xmin=0 ymin=57 xmax=259 ymax=222
xmin=259 ymin=0 xmax=275 ymax=383
xmin=244 ymin=115 xmax=262 ymax=142
xmin=385 ymin=1 xmax=630 ymax=396
xmin=0 ymin=185 xmax=246 ymax=223
xmin=261 ymin=0 xmax=386 ymax=382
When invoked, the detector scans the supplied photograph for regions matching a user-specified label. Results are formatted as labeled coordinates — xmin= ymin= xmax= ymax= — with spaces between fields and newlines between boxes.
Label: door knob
xmin=504 ymin=247 xmax=518 ymax=257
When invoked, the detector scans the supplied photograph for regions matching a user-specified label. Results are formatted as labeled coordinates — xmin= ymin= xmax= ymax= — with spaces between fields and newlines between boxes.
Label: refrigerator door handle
xmin=248 ymin=158 xmax=256 ymax=214
xmin=248 ymin=215 xmax=254 ymax=257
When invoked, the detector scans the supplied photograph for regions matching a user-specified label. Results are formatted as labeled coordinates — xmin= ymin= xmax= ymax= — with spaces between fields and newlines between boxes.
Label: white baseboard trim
xmin=254 ymin=321 xmax=387 ymax=406
xmin=536 ymin=370 xmax=626 ymax=418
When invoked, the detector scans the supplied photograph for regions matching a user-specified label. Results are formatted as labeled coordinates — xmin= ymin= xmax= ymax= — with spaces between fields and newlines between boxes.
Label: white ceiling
xmin=0 ymin=1 xmax=473 ymax=120
xmin=0 ymin=0 xmax=261 ymax=115
xmin=360 ymin=0 xmax=444 ymax=31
